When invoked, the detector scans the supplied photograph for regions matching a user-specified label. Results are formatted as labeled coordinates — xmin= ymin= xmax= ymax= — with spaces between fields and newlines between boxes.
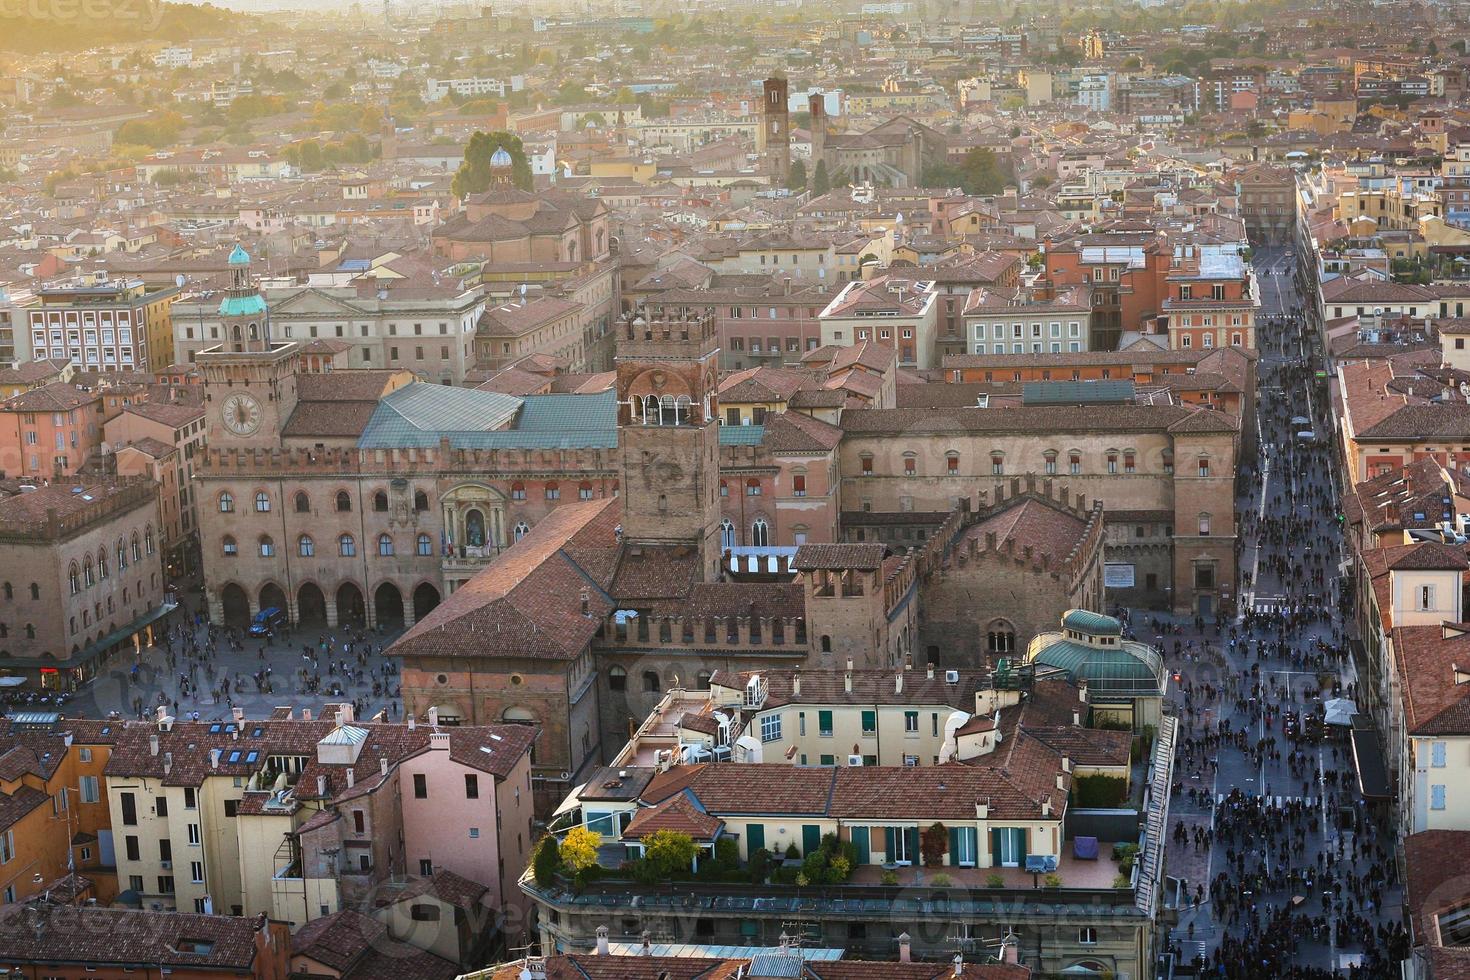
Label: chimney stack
xmin=844 ymin=671 xmax=852 ymax=693
xmin=163 ymin=752 xmax=172 ymax=775
xmin=792 ymin=674 xmax=801 ymax=696
xmin=895 ymin=672 xmax=903 ymax=694
xmin=149 ymin=734 xmax=160 ymax=757
xmin=926 ymin=663 xmax=935 ymax=680
xmin=316 ymin=774 xmax=327 ymax=797
xmin=210 ymin=748 xmax=221 ymax=769
xmin=302 ymin=708 xmax=313 ymax=722
xmin=428 ymin=707 xmax=439 ymax=727
xmin=346 ymin=768 xmax=355 ymax=789
xmin=596 ymin=925 xmax=610 ymax=956
xmin=380 ymin=757 xmax=389 ymax=777
xmin=898 ymin=933 xmax=912 ymax=963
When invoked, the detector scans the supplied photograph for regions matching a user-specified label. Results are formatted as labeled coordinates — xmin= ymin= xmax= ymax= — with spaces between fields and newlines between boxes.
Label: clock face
xmin=221 ymin=392 xmax=263 ymax=436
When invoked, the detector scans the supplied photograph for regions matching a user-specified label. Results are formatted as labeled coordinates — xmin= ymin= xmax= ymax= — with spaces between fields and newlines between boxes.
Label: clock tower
xmin=616 ymin=307 xmax=723 ymax=582
xmin=197 ymin=245 xmax=300 ymax=448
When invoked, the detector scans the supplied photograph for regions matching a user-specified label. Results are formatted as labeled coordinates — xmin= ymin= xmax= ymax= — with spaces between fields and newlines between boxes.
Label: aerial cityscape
xmin=0 ymin=0 xmax=1463 ymax=977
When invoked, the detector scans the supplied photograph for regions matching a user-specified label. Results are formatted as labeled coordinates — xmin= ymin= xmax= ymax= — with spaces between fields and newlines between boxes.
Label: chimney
xmin=792 ymin=674 xmax=801 ymax=696
xmin=407 ymin=715 xmax=416 ymax=730
xmin=380 ymin=757 xmax=389 ymax=777
xmin=1004 ymin=940 xmax=1020 ymax=964
xmin=1072 ymin=708 xmax=1082 ymax=727
xmin=232 ymin=707 xmax=244 ymax=724
xmin=844 ymin=671 xmax=853 ymax=694
xmin=150 ymin=734 xmax=160 ymax=757
xmin=596 ymin=925 xmax=610 ymax=955
xmin=162 ymin=752 xmax=172 ymax=775
xmin=952 ymin=953 xmax=964 ymax=978
xmin=1078 ymin=679 xmax=1089 ymax=703
xmin=1041 ymin=798 xmax=1052 ymax=816
xmin=346 ymin=768 xmax=355 ymax=789
xmin=895 ymin=672 xmax=903 ymax=694
xmin=898 ymin=932 xmax=912 ymax=963
xmin=641 ymin=932 xmax=652 ymax=956
xmin=1062 ymin=755 xmax=1072 ymax=773
xmin=428 ymin=706 xmax=439 ymax=727
xmin=341 ymin=703 xmax=354 ymax=724
xmin=1056 ymin=772 xmax=1066 ymax=789
xmin=926 ymin=663 xmax=935 ymax=680
xmin=210 ymin=748 xmax=221 ymax=769
xmin=302 ymin=708 xmax=313 ymax=722
xmin=316 ymin=774 xmax=327 ymax=797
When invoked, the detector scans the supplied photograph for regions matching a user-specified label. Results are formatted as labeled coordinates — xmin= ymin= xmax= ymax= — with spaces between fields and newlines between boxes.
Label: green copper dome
xmin=219 ymin=293 xmax=267 ymax=317
xmin=227 ymin=244 xmax=251 ymax=266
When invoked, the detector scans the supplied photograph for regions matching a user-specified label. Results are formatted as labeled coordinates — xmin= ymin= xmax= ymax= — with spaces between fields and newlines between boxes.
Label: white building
xmin=154 ymin=47 xmax=194 ymax=69
xmin=424 ymin=76 xmax=524 ymax=102
xmin=1077 ymin=74 xmax=1112 ymax=112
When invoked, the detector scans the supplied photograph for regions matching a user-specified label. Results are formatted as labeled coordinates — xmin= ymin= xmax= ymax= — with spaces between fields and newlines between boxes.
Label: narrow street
xmin=1146 ymin=247 xmax=1408 ymax=978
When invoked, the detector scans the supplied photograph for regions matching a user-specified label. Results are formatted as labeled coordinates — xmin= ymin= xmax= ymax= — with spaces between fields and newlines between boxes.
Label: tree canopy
xmin=451 ymin=131 xmax=534 ymax=197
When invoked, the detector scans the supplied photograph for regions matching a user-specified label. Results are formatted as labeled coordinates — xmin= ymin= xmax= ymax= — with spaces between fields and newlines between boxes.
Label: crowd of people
xmin=1159 ymin=281 xmax=1408 ymax=979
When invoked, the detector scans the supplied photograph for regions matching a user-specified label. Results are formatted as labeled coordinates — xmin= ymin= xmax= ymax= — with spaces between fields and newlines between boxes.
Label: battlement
xmin=935 ymin=474 xmax=1105 ymax=588
xmin=618 ymin=307 xmax=719 ymax=360
xmin=198 ymin=442 xmax=620 ymax=477
xmin=0 ymin=479 xmax=157 ymax=544
xmin=599 ymin=611 xmax=808 ymax=652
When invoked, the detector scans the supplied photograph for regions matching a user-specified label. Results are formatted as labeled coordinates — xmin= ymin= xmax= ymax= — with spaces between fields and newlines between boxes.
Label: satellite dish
xmin=174 ymin=274 xmax=186 ymax=288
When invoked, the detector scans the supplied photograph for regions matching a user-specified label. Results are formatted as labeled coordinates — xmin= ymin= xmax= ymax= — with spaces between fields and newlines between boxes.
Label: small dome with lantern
xmin=489 ymin=146 xmax=513 ymax=168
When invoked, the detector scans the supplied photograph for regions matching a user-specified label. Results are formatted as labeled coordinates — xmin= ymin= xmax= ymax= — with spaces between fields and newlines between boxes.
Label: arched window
xmin=946 ymin=451 xmax=960 ymax=474
xmin=578 ymin=481 xmax=594 ymax=501
xmin=98 ymin=550 xmax=109 ymax=579
xmin=1198 ymin=513 xmax=1211 ymax=535
xmin=299 ymin=535 xmax=315 ymax=557
xmin=218 ymin=491 xmax=234 ymax=513
xmin=1105 ymin=449 xmax=1119 ymax=475
xmin=903 ymin=452 xmax=917 ymax=475
xmin=660 ymin=394 xmax=676 ymax=425
xmin=24 ymin=625 xmax=33 ymax=640
xmin=1068 ymin=450 xmax=1082 ymax=475
xmin=608 ymin=665 xmax=627 ymax=691
xmin=1043 ymin=450 xmax=1058 ymax=475
xmin=83 ymin=558 xmax=94 ymax=589
xmin=696 ymin=670 xmax=712 ymax=690
xmin=751 ymin=518 xmax=770 ymax=547
xmin=68 ymin=563 xmax=80 ymax=595
xmin=674 ymin=394 xmax=691 ymax=425
xmin=745 ymin=478 xmax=761 ymax=496
xmin=514 ymin=521 xmax=530 ymax=542
xmin=510 ymin=482 xmax=526 ymax=501
xmin=820 ymin=634 xmax=832 ymax=653
xmin=545 ymin=482 xmax=560 ymax=501
xmin=642 ymin=394 xmax=659 ymax=424
xmin=414 ymin=490 xmax=429 ymax=512
xmin=131 ymin=533 xmax=141 ymax=563
xmin=1 ymin=583 xmax=9 ymax=601
xmin=259 ymin=535 xmax=275 ymax=557
xmin=28 ymin=584 xmax=38 ymax=601
xmin=145 ymin=526 xmax=154 ymax=555
xmin=336 ymin=491 xmax=352 ymax=512
xmin=720 ymin=520 xmax=736 ymax=550
xmin=378 ymin=533 xmax=395 ymax=556
xmin=254 ymin=491 xmax=271 ymax=512
xmin=987 ymin=622 xmax=1016 ymax=654
xmin=222 ymin=536 xmax=238 ymax=557
xmin=719 ymin=480 xmax=728 ymax=498
xmin=990 ymin=452 xmax=1005 ymax=476
xmin=339 ymin=534 xmax=356 ymax=557
xmin=294 ymin=491 xmax=310 ymax=513
xmin=373 ymin=491 xmax=388 ymax=512
xmin=643 ymin=670 xmax=661 ymax=693
xmin=117 ymin=539 xmax=127 ymax=571
xmin=417 ymin=533 xmax=432 ymax=556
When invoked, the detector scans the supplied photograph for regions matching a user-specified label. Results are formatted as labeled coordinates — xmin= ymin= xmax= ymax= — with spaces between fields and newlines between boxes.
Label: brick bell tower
xmin=615 ymin=307 xmax=723 ymax=581
xmin=760 ymin=76 xmax=791 ymax=187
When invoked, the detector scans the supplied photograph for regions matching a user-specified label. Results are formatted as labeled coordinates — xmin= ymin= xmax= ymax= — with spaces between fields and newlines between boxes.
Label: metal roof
xmin=1062 ymin=609 xmax=1123 ymax=634
xmin=1022 ymin=379 xmax=1136 ymax=405
xmin=357 ymin=383 xmax=526 ymax=449
xmin=318 ymin=724 xmax=369 ymax=745
xmin=1030 ymin=635 xmax=1165 ymax=698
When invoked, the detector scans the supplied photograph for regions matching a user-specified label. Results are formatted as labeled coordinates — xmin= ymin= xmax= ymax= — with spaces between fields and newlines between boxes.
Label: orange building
xmin=0 ymin=383 xmax=107 ymax=480
xmin=1043 ymin=230 xmax=1174 ymax=349
xmin=1163 ymin=253 xmax=1260 ymax=352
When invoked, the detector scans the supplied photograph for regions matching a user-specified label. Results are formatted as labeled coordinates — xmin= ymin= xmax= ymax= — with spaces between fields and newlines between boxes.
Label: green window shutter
xmin=885 ymin=826 xmax=897 ymax=859
xmin=990 ymin=828 xmax=1002 ymax=866
xmin=853 ymin=826 xmax=871 ymax=864
xmin=818 ymin=710 xmax=833 ymax=734
xmin=746 ymin=822 xmax=765 ymax=855
xmin=861 ymin=710 xmax=877 ymax=734
xmin=949 ymin=827 xmax=962 ymax=867
xmin=819 ymin=754 xmax=835 ymax=766
xmin=1018 ymin=827 xmax=1029 ymax=867
xmin=907 ymin=827 xmax=920 ymax=862
xmin=802 ymin=824 xmax=821 ymax=856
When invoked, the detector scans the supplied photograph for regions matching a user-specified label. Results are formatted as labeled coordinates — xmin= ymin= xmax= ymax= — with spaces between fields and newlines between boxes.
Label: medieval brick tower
xmin=615 ymin=308 xmax=723 ymax=581
xmin=760 ymin=77 xmax=791 ymax=186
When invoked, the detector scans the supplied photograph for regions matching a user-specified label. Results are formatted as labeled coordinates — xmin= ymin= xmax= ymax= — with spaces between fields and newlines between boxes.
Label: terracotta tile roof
xmin=964 ymin=497 xmax=1087 ymax=565
xmin=761 ymin=411 xmax=844 ymax=453
xmin=0 ymin=905 xmax=266 ymax=970
xmin=0 ymin=785 xmax=49 ymax=832
xmin=475 ymin=367 xmax=552 ymax=396
xmin=119 ymin=401 xmax=205 ymax=427
xmin=609 ymin=543 xmax=698 ymax=603
xmin=542 ymin=955 xmax=740 ymax=980
xmin=683 ymin=764 xmax=837 ymax=815
xmin=296 ymin=370 xmax=407 ymax=402
xmin=291 ymin=909 xmax=386 ymax=972
xmin=718 ymin=366 xmax=814 ymax=404
xmin=1392 ymin=625 xmax=1470 ymax=736
xmin=839 ymin=403 xmax=1218 ymax=435
xmin=391 ymin=498 xmax=620 ymax=662
xmin=792 ymin=543 xmax=888 ymax=571
xmin=378 ymin=868 xmax=489 ymax=911
xmin=1388 ymin=541 xmax=1469 ymax=570
xmin=0 ymin=382 xmax=99 ymax=413
xmin=623 ymin=792 xmax=724 ymax=840
xmin=808 ymin=963 xmax=1031 ymax=980
xmin=1405 ymin=830 xmax=1470 ymax=946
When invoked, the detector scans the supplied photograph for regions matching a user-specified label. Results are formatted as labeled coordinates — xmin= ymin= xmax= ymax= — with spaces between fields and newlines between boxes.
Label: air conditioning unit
xmin=848 ymin=754 xmax=864 ymax=767
xmin=945 ymin=670 xmax=960 ymax=684
xmin=712 ymin=745 xmax=732 ymax=762
xmin=160 ymin=860 xmax=172 ymax=870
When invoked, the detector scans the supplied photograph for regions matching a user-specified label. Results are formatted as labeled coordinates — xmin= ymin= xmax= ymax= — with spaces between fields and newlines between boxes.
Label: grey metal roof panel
xmin=718 ymin=424 xmax=765 ymax=446
xmin=1022 ymin=379 xmax=1137 ymax=405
